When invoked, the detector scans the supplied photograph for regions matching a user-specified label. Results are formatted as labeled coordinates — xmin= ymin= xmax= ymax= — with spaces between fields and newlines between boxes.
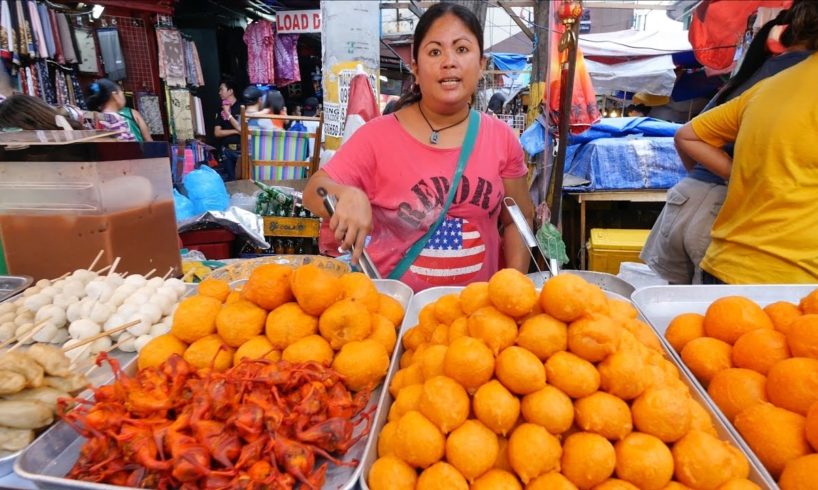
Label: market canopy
xmin=584 ymin=55 xmax=677 ymax=97
xmin=579 ymin=29 xmax=692 ymax=58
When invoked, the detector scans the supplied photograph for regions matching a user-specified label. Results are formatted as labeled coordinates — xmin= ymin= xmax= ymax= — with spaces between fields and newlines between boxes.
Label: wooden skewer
xmin=161 ymin=267 xmax=175 ymax=280
xmin=107 ymin=257 xmax=121 ymax=278
xmin=143 ymin=268 xmax=157 ymax=279
xmin=95 ymin=265 xmax=111 ymax=275
xmin=88 ymin=249 xmax=105 ymax=272
xmin=49 ymin=271 xmax=71 ymax=282
xmin=7 ymin=319 xmax=52 ymax=352
xmin=63 ymin=320 xmax=138 ymax=353
xmin=72 ymin=338 xmax=128 ymax=373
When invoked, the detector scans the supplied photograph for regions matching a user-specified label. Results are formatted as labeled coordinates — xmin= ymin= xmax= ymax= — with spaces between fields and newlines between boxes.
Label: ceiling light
xmin=92 ymin=4 xmax=105 ymax=19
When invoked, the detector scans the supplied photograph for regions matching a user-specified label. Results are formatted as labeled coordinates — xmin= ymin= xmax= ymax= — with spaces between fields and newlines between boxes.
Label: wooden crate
xmin=262 ymin=216 xmax=320 ymax=238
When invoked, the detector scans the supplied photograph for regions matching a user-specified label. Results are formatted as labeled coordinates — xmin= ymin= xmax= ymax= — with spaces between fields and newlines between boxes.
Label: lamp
xmin=558 ymin=0 xmax=583 ymax=52
xmin=92 ymin=4 xmax=105 ymax=19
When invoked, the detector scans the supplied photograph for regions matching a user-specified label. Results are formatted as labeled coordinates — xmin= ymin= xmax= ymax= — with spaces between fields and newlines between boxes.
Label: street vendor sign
xmin=276 ymin=10 xmax=321 ymax=34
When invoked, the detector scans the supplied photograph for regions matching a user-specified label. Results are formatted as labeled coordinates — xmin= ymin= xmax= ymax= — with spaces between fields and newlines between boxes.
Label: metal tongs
xmin=504 ymin=196 xmax=559 ymax=278
xmin=317 ymin=187 xmax=382 ymax=279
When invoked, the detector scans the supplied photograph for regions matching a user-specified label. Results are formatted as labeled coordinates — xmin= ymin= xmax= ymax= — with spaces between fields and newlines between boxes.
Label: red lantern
xmin=558 ymin=0 xmax=583 ymax=24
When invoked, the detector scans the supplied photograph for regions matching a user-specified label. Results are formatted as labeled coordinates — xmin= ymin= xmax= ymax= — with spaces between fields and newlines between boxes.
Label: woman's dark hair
xmin=712 ymin=8 xmax=797 ymax=106
xmin=0 ymin=94 xmax=83 ymax=130
xmin=487 ymin=92 xmax=506 ymax=114
xmin=263 ymin=90 xmax=286 ymax=114
xmin=392 ymin=2 xmax=484 ymax=112
xmin=85 ymin=78 xmax=120 ymax=112
xmin=790 ymin=0 xmax=818 ymax=50
xmin=220 ymin=77 xmax=238 ymax=94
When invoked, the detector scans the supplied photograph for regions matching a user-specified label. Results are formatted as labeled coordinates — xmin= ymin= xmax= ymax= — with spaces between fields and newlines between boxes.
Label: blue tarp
xmin=564 ymin=118 xmax=686 ymax=191
xmin=490 ymin=53 xmax=528 ymax=72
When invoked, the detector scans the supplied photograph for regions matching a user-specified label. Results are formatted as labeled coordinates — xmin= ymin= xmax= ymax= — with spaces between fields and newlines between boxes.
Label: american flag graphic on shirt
xmin=409 ymin=216 xmax=485 ymax=285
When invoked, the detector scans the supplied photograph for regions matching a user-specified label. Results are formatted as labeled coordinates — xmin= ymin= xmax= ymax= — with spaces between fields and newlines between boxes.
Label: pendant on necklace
xmin=430 ymin=131 xmax=439 ymax=144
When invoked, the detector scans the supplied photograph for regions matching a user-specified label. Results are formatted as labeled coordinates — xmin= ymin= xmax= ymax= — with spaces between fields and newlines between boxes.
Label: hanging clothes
xmin=55 ymin=13 xmax=76 ymax=63
xmin=14 ymin=0 xmax=30 ymax=58
xmin=0 ymin=0 xmax=14 ymax=60
xmin=47 ymin=9 xmax=62 ymax=63
xmin=243 ymin=20 xmax=275 ymax=84
xmin=36 ymin=60 xmax=54 ymax=104
xmin=97 ymin=27 xmax=126 ymax=81
xmin=36 ymin=3 xmax=54 ymax=58
xmin=26 ymin=0 xmax=45 ymax=58
xmin=274 ymin=33 xmax=299 ymax=87
xmin=192 ymin=95 xmax=205 ymax=135
xmin=182 ymin=38 xmax=203 ymax=86
xmin=69 ymin=71 xmax=86 ymax=108
xmin=54 ymin=67 xmax=68 ymax=105
xmin=169 ymin=89 xmax=194 ymax=141
xmin=156 ymin=28 xmax=186 ymax=87
xmin=136 ymin=93 xmax=164 ymax=135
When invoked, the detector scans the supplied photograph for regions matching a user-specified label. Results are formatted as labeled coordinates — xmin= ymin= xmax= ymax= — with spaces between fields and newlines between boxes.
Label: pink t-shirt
xmin=324 ymin=112 xmax=527 ymax=291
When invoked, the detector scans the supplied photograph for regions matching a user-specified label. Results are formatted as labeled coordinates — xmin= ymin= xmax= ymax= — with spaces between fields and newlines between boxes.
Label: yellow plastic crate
xmin=587 ymin=228 xmax=651 ymax=275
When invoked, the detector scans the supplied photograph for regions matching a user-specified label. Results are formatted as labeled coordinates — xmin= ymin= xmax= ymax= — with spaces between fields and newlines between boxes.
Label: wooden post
xmin=441 ymin=0 xmax=487 ymax=27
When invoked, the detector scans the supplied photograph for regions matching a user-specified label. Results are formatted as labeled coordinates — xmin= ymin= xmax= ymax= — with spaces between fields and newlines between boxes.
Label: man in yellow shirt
xmin=673 ymin=2 xmax=818 ymax=284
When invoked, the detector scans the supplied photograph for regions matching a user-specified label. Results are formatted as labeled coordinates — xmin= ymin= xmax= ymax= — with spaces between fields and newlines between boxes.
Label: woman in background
xmin=86 ymin=78 xmax=151 ymax=141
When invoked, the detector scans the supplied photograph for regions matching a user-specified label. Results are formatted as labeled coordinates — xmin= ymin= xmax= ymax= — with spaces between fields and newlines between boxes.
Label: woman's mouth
xmin=440 ymin=78 xmax=461 ymax=88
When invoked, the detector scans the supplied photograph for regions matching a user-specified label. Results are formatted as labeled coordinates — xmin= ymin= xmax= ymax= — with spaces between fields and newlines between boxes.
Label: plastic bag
xmin=183 ymin=165 xmax=229 ymax=214
xmin=520 ymin=119 xmax=547 ymax=156
xmin=230 ymin=192 xmax=257 ymax=213
xmin=173 ymin=188 xmax=196 ymax=221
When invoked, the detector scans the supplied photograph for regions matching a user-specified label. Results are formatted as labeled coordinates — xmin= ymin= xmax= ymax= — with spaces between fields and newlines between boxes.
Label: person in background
xmin=260 ymin=90 xmax=287 ymax=130
xmin=486 ymin=92 xmax=506 ymax=116
xmin=214 ymin=77 xmax=242 ymax=181
xmin=242 ymin=86 xmax=274 ymax=130
xmin=300 ymin=96 xmax=322 ymax=159
xmin=302 ymin=3 xmax=534 ymax=291
xmin=85 ymin=79 xmax=146 ymax=141
xmin=0 ymin=94 xmax=83 ymax=130
xmin=625 ymin=103 xmax=650 ymax=117
xmin=672 ymin=0 xmax=818 ymax=284
xmin=642 ymin=5 xmax=814 ymax=284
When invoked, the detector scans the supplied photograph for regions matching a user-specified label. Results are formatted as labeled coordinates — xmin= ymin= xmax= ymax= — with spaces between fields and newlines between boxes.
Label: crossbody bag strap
xmin=388 ymin=110 xmax=481 ymax=280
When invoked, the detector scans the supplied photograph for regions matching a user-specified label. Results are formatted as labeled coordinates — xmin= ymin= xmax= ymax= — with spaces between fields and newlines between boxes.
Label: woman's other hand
xmin=331 ymin=186 xmax=372 ymax=262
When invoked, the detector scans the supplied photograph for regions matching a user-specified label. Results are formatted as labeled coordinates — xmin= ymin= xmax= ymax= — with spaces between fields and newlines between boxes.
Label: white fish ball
xmin=62 ymin=280 xmax=85 ymax=299
xmin=90 ymin=336 xmax=112 ymax=354
xmin=66 ymin=302 xmax=84 ymax=323
xmin=165 ymin=278 xmax=187 ymax=296
xmin=0 ymin=303 xmax=14 ymax=315
xmin=116 ymin=303 xmax=138 ymax=319
xmin=146 ymin=277 xmax=165 ymax=289
xmin=125 ymin=313 xmax=151 ymax=337
xmin=68 ymin=319 xmax=101 ymax=339
xmin=39 ymin=286 xmax=59 ymax=298
xmin=63 ymin=338 xmax=92 ymax=363
xmin=23 ymin=294 xmax=51 ymax=313
xmin=35 ymin=279 xmax=52 ymax=288
xmin=89 ymin=303 xmax=113 ymax=324
xmin=124 ymin=274 xmax=147 ymax=287
xmin=0 ymin=322 xmax=16 ymax=341
xmin=35 ymin=304 xmax=67 ymax=328
xmin=51 ymin=328 xmax=69 ymax=345
xmin=117 ymin=334 xmax=137 ymax=353
xmin=70 ymin=269 xmax=95 ymax=284
xmin=150 ymin=322 xmax=170 ymax=337
xmin=52 ymin=294 xmax=79 ymax=309
xmin=0 ymin=312 xmax=14 ymax=325
xmin=125 ymin=291 xmax=150 ymax=306
xmin=53 ymin=279 xmax=67 ymax=290
xmin=151 ymin=294 xmax=175 ymax=317
xmin=134 ymin=335 xmax=153 ymax=353
xmin=106 ymin=274 xmax=125 ymax=287
xmin=14 ymin=323 xmax=34 ymax=343
xmin=86 ymin=282 xmax=114 ymax=303
xmin=32 ymin=322 xmax=59 ymax=343
xmin=140 ymin=303 xmax=163 ymax=324
xmin=14 ymin=314 xmax=33 ymax=327
xmin=104 ymin=313 xmax=126 ymax=331
xmin=22 ymin=286 xmax=41 ymax=297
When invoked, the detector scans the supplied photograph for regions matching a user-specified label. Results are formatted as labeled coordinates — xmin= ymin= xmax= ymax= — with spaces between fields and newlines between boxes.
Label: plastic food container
xmin=0 ymin=142 xmax=181 ymax=281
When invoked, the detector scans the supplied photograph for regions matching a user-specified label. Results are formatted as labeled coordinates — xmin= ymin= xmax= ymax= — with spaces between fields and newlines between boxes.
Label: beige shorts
xmin=640 ymin=178 xmax=727 ymax=284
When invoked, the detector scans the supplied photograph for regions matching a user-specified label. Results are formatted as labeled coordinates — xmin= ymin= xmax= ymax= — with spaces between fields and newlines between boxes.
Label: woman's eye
xmin=457 ymin=46 xmax=469 ymax=53
xmin=429 ymin=48 xmax=441 ymax=56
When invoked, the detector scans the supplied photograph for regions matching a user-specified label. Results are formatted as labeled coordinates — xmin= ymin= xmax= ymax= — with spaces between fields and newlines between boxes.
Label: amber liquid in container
xmin=0 ymin=201 xmax=181 ymax=281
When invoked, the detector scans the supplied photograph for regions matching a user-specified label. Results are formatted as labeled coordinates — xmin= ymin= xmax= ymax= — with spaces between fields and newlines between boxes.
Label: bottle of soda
xmin=285 ymin=239 xmax=296 ymax=255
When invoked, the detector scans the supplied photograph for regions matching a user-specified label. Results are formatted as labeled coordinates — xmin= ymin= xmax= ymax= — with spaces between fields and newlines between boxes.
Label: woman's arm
xmin=131 ymin=109 xmax=153 ymax=142
xmin=213 ymin=125 xmax=239 ymax=138
xmin=500 ymin=176 xmax=534 ymax=273
xmin=675 ymin=123 xmax=732 ymax=180
xmin=303 ymin=169 xmax=372 ymax=263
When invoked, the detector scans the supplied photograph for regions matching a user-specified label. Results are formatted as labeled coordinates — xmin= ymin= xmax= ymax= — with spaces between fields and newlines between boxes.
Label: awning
xmin=580 ymin=29 xmax=692 ymax=58
xmin=584 ymin=56 xmax=678 ymax=97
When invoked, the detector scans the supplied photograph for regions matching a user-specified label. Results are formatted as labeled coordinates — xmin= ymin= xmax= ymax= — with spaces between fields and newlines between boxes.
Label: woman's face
xmin=112 ymin=89 xmax=126 ymax=109
xmin=412 ymin=13 xmax=485 ymax=113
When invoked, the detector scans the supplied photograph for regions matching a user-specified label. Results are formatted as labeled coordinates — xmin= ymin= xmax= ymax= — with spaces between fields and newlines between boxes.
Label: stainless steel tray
xmin=360 ymin=285 xmax=778 ymax=490
xmin=632 ymin=284 xmax=818 ymax=489
xmin=0 ymin=350 xmax=135 ymax=479
xmin=0 ymin=275 xmax=33 ymax=303
xmin=15 ymin=279 xmax=413 ymax=490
